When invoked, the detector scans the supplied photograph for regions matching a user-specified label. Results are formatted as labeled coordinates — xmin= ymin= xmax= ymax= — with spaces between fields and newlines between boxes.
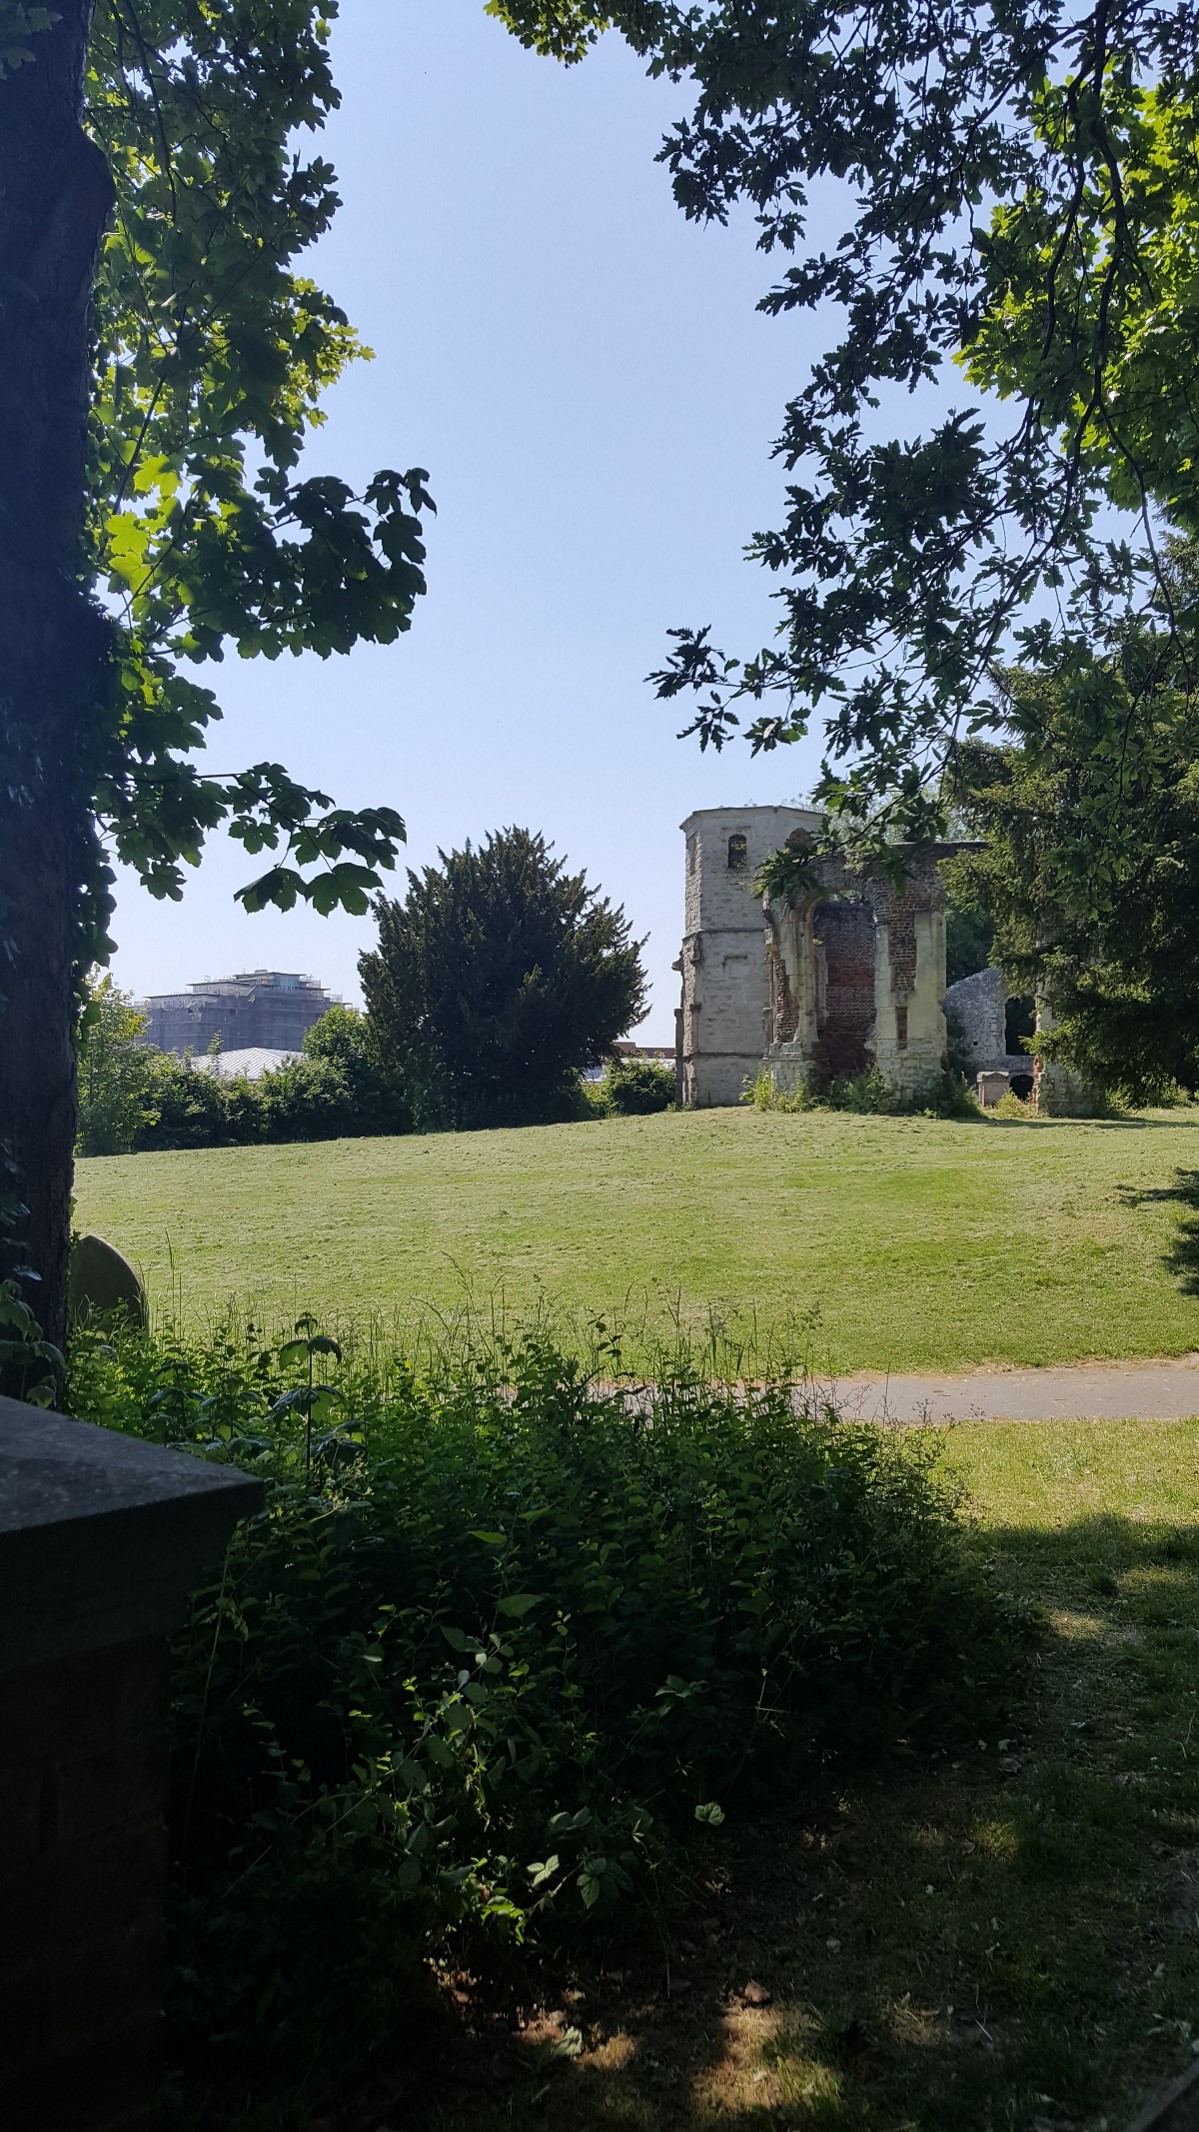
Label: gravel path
xmin=821 ymin=1357 xmax=1199 ymax=1425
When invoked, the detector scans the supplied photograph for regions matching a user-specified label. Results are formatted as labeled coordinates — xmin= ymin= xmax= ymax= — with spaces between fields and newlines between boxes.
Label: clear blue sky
xmin=108 ymin=0 xmax=830 ymax=1041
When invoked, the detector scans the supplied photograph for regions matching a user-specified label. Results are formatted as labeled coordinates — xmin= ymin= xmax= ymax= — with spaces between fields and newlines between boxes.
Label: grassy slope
xmin=392 ymin=1418 xmax=1199 ymax=2132
xmin=75 ymin=1106 xmax=1199 ymax=1373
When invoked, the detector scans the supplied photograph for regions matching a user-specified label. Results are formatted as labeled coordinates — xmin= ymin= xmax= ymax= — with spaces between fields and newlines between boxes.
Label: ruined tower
xmin=677 ymin=807 xmax=956 ymax=1106
xmin=676 ymin=806 xmax=819 ymax=1106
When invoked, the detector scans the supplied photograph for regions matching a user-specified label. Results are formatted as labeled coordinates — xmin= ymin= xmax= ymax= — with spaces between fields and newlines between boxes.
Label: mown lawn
xmin=345 ymin=1416 xmax=1199 ymax=2132
xmin=76 ymin=1104 xmax=1199 ymax=1372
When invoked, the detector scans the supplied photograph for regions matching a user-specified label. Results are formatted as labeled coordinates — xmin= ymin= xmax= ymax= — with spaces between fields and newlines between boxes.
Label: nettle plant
xmin=66 ymin=1309 xmax=1029 ymax=2065
xmin=272 ymin=1315 xmax=350 ymax=1476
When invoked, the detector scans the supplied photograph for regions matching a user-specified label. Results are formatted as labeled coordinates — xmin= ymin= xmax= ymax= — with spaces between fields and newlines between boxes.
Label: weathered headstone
xmin=67 ymin=1233 xmax=146 ymax=1328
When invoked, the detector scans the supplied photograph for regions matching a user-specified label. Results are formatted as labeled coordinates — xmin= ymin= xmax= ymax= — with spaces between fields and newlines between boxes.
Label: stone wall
xmin=944 ymin=966 xmax=1005 ymax=1067
xmin=945 ymin=966 xmax=1035 ymax=1084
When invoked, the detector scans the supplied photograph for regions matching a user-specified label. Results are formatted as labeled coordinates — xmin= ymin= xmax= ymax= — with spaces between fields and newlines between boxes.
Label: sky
xmin=107 ymin=0 xmax=834 ymax=1042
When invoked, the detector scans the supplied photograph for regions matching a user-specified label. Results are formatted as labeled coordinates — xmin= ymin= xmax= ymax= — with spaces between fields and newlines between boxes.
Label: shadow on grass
xmin=191 ymin=1514 xmax=1199 ymax=2132
xmin=981 ymin=1113 xmax=1199 ymax=1131
xmin=1119 ymin=1167 xmax=1199 ymax=1294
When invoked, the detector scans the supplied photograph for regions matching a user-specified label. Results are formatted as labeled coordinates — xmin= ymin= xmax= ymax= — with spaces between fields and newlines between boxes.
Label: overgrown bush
xmin=991 ymin=1088 xmax=1036 ymax=1119
xmin=597 ymin=1054 xmax=676 ymax=1114
xmin=134 ymin=1051 xmax=239 ymax=1149
xmin=77 ymin=990 xmax=410 ymax=1156
xmin=750 ymin=1065 xmax=981 ymax=1120
xmin=135 ymin=1048 xmax=406 ymax=1152
xmin=68 ymin=1314 xmax=1027 ymax=2079
xmin=76 ymin=975 xmax=153 ymax=1155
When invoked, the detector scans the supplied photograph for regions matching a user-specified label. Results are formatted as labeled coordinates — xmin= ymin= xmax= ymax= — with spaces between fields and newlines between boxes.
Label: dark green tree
xmin=945 ymin=903 xmax=995 ymax=990
xmin=360 ymin=829 xmax=648 ymax=1129
xmin=1 ymin=1 xmax=429 ymax=1337
xmin=946 ymin=548 xmax=1199 ymax=1101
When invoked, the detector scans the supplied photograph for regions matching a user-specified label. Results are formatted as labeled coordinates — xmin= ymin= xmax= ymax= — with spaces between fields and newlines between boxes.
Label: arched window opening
xmin=727 ymin=832 xmax=748 ymax=872
xmin=1005 ymin=995 xmax=1036 ymax=1053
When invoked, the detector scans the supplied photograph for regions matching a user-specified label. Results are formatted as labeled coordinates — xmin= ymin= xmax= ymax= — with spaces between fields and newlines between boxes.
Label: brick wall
xmin=0 ymin=1397 xmax=261 ymax=2132
xmin=814 ymin=901 xmax=876 ymax=1078
xmin=1 ymin=1639 xmax=169 ymax=2131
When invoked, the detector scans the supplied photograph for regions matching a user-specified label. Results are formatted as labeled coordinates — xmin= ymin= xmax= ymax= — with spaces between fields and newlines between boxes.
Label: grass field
xmin=75 ymin=1105 xmax=1199 ymax=1373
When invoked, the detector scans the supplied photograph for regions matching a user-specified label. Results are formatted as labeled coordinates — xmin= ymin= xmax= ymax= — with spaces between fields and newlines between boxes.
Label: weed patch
xmin=67 ymin=1316 xmax=1027 ymax=2117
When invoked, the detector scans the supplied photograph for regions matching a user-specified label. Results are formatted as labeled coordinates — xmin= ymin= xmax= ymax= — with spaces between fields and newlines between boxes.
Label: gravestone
xmin=67 ymin=1232 xmax=146 ymax=1328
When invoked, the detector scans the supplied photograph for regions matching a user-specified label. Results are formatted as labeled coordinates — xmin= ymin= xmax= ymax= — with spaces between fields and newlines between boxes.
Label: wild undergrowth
xmin=67 ymin=1312 xmax=1030 ymax=2092
xmin=748 ymin=1064 xmax=982 ymax=1119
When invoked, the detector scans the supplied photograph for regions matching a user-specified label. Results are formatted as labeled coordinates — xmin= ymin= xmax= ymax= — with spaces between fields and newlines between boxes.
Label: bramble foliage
xmin=361 ymin=828 xmax=648 ymax=1130
xmin=68 ymin=1311 xmax=1026 ymax=2073
xmin=750 ymin=1066 xmax=981 ymax=1121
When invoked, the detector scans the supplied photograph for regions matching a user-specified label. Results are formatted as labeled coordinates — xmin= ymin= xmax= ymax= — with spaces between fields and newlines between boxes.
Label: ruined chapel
xmin=674 ymin=806 xmax=1031 ymax=1107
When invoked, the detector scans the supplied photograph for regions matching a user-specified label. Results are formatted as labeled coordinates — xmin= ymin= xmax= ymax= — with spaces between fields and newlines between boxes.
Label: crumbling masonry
xmin=674 ymin=806 xmax=1028 ymax=1107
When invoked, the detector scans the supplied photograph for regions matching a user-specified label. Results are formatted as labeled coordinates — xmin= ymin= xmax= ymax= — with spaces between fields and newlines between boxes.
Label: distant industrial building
xmin=139 ymin=971 xmax=335 ymax=1057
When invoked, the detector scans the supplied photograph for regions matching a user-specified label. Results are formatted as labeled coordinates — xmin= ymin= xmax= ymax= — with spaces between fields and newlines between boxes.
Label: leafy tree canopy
xmin=78 ymin=0 xmax=432 ymax=964
xmin=301 ymin=1004 xmax=410 ymax=1135
xmin=360 ymin=828 xmax=648 ymax=1130
xmin=494 ymin=1 xmax=1199 ymax=847
xmin=946 ymin=542 xmax=1199 ymax=1102
xmin=76 ymin=973 xmax=150 ymax=1156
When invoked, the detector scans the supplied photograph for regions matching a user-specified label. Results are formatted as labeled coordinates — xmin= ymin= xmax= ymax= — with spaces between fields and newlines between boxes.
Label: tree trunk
xmin=0 ymin=4 xmax=113 ymax=1347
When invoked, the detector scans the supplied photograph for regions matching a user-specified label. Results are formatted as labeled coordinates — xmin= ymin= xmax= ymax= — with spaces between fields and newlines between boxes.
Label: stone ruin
xmin=942 ymin=965 xmax=1039 ymax=1097
xmin=674 ymin=805 xmax=1037 ymax=1107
